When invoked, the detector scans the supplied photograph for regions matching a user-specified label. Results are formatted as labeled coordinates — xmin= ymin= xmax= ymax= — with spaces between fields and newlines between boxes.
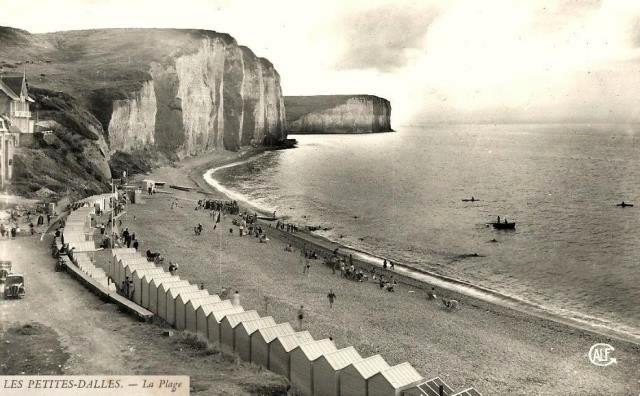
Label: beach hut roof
xmin=224 ymin=310 xmax=260 ymax=328
xmin=257 ymin=323 xmax=295 ymax=343
xmin=451 ymin=388 xmax=482 ymax=396
xmin=199 ymin=300 xmax=233 ymax=315
xmin=143 ymin=272 xmax=172 ymax=282
xmin=111 ymin=248 xmax=136 ymax=257
xmin=349 ymin=355 xmax=390 ymax=380
xmin=188 ymin=295 xmax=221 ymax=308
xmin=133 ymin=267 xmax=164 ymax=277
xmin=239 ymin=316 xmax=276 ymax=335
xmin=276 ymin=331 xmax=314 ymax=352
xmin=298 ymin=339 xmax=337 ymax=361
xmin=153 ymin=277 xmax=183 ymax=287
xmin=376 ymin=362 xmax=423 ymax=389
xmin=167 ymin=285 xmax=198 ymax=298
xmin=176 ymin=290 xmax=208 ymax=303
xmin=68 ymin=241 xmax=96 ymax=252
xmin=411 ymin=377 xmax=454 ymax=396
xmin=209 ymin=306 xmax=244 ymax=323
xmin=322 ymin=346 xmax=362 ymax=370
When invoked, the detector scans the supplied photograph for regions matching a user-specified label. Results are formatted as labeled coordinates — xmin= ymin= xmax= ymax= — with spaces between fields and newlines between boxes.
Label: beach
xmin=120 ymin=151 xmax=640 ymax=395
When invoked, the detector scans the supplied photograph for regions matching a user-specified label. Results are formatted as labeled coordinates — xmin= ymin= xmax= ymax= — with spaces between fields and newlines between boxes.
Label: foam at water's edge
xmin=203 ymin=161 xmax=640 ymax=346
xmin=203 ymin=155 xmax=276 ymax=216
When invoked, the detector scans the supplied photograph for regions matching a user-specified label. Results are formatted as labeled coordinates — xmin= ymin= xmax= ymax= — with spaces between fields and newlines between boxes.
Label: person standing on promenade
xmin=327 ymin=290 xmax=336 ymax=308
xmin=297 ymin=305 xmax=305 ymax=329
xmin=232 ymin=290 xmax=241 ymax=306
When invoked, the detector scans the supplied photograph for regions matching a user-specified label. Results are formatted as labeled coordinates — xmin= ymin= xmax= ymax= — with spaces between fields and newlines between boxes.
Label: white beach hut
xmin=340 ymin=354 xmax=390 ymax=396
xmin=219 ymin=310 xmax=260 ymax=355
xmin=150 ymin=278 xmax=187 ymax=315
xmin=168 ymin=288 xmax=206 ymax=326
xmin=250 ymin=322 xmax=295 ymax=368
xmin=269 ymin=331 xmax=314 ymax=378
xmin=123 ymin=261 xmax=156 ymax=287
xmin=131 ymin=267 xmax=165 ymax=305
xmin=313 ymin=346 xmax=362 ymax=396
xmin=183 ymin=296 xmax=223 ymax=333
xmin=110 ymin=250 xmax=136 ymax=281
xmin=160 ymin=284 xmax=197 ymax=321
xmin=141 ymin=272 xmax=173 ymax=309
xmin=193 ymin=300 xmax=233 ymax=335
xmin=206 ymin=306 xmax=245 ymax=345
xmin=116 ymin=256 xmax=147 ymax=286
xmin=401 ymin=377 xmax=454 ymax=396
xmin=290 ymin=338 xmax=337 ymax=396
xmin=368 ymin=362 xmax=424 ymax=396
xmin=177 ymin=294 xmax=220 ymax=331
xmin=233 ymin=316 xmax=276 ymax=362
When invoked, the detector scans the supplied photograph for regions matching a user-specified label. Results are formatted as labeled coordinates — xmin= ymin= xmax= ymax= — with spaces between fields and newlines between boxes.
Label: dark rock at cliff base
xmin=285 ymin=95 xmax=392 ymax=134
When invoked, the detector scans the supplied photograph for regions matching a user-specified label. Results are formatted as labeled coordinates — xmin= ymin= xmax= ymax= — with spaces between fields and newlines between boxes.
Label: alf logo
xmin=588 ymin=343 xmax=617 ymax=367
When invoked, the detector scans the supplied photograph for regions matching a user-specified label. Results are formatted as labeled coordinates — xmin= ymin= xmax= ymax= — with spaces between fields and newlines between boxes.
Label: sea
xmin=206 ymin=124 xmax=640 ymax=341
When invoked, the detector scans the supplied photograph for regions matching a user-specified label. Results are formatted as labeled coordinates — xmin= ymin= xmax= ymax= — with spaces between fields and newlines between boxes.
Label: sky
xmin=4 ymin=0 xmax=640 ymax=124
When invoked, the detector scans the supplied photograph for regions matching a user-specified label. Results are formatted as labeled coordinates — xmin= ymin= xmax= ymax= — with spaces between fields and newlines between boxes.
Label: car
xmin=4 ymin=273 xmax=25 ymax=299
xmin=0 ymin=261 xmax=11 ymax=282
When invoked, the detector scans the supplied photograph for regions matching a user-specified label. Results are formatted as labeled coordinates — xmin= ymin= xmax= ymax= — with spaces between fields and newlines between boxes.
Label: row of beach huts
xmin=60 ymin=193 xmax=482 ymax=396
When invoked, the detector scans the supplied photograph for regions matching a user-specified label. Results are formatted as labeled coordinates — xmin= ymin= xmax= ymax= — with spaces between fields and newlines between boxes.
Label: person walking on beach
xmin=327 ymin=290 xmax=336 ymax=308
xmin=232 ymin=290 xmax=241 ymax=306
xmin=297 ymin=305 xmax=305 ymax=329
xmin=383 ymin=259 xmax=388 ymax=270
xmin=390 ymin=261 xmax=395 ymax=270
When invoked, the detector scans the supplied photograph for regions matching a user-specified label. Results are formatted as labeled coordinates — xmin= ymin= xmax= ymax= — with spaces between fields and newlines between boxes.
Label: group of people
xmin=276 ymin=221 xmax=300 ymax=233
xmin=197 ymin=199 xmax=240 ymax=215
xmin=121 ymin=228 xmax=139 ymax=250
xmin=0 ymin=223 xmax=19 ymax=238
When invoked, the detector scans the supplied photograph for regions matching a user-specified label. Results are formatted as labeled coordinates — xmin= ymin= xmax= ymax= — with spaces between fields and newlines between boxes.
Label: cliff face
xmin=285 ymin=95 xmax=392 ymax=134
xmin=0 ymin=26 xmax=287 ymax=199
xmin=0 ymin=27 xmax=287 ymax=159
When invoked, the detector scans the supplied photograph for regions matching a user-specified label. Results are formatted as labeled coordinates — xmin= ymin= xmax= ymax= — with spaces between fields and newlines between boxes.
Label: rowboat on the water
xmin=462 ymin=198 xmax=480 ymax=202
xmin=491 ymin=221 xmax=516 ymax=230
xmin=616 ymin=202 xmax=634 ymax=207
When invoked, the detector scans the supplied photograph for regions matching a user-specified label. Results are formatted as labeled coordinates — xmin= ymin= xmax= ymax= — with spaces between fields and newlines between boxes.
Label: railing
xmin=11 ymin=111 xmax=31 ymax=118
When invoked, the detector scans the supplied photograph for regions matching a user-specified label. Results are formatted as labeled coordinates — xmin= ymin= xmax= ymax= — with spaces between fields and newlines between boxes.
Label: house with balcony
xmin=0 ymin=72 xmax=34 ymax=188
xmin=0 ymin=72 xmax=35 ymax=135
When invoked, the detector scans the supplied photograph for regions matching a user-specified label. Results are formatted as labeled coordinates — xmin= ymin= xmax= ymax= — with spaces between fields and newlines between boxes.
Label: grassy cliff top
xmin=0 ymin=27 xmax=249 ymax=103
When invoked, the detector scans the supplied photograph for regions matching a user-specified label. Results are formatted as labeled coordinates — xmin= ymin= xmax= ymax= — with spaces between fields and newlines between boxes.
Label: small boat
xmin=169 ymin=184 xmax=194 ymax=192
xmin=462 ymin=198 xmax=480 ymax=202
xmin=616 ymin=202 xmax=634 ymax=207
xmin=491 ymin=222 xmax=516 ymax=230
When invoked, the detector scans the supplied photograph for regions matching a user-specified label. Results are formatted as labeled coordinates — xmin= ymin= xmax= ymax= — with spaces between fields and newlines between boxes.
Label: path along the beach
xmin=0 ymin=230 xmax=286 ymax=394
xmin=121 ymin=162 xmax=640 ymax=396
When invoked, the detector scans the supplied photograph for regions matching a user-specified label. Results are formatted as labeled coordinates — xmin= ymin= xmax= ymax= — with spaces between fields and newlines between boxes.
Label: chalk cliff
xmin=285 ymin=95 xmax=392 ymax=134
xmin=1 ymin=27 xmax=287 ymax=157
xmin=0 ymin=26 xmax=288 ymax=197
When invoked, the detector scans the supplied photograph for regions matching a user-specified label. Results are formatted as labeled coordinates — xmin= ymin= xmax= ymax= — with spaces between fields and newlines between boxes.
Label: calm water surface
xmin=214 ymin=124 xmax=640 ymax=338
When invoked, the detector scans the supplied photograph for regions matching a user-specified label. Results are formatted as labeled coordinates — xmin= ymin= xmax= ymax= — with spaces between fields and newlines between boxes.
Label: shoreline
xmin=129 ymin=152 xmax=639 ymax=394
xmin=190 ymin=150 xmax=640 ymax=347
